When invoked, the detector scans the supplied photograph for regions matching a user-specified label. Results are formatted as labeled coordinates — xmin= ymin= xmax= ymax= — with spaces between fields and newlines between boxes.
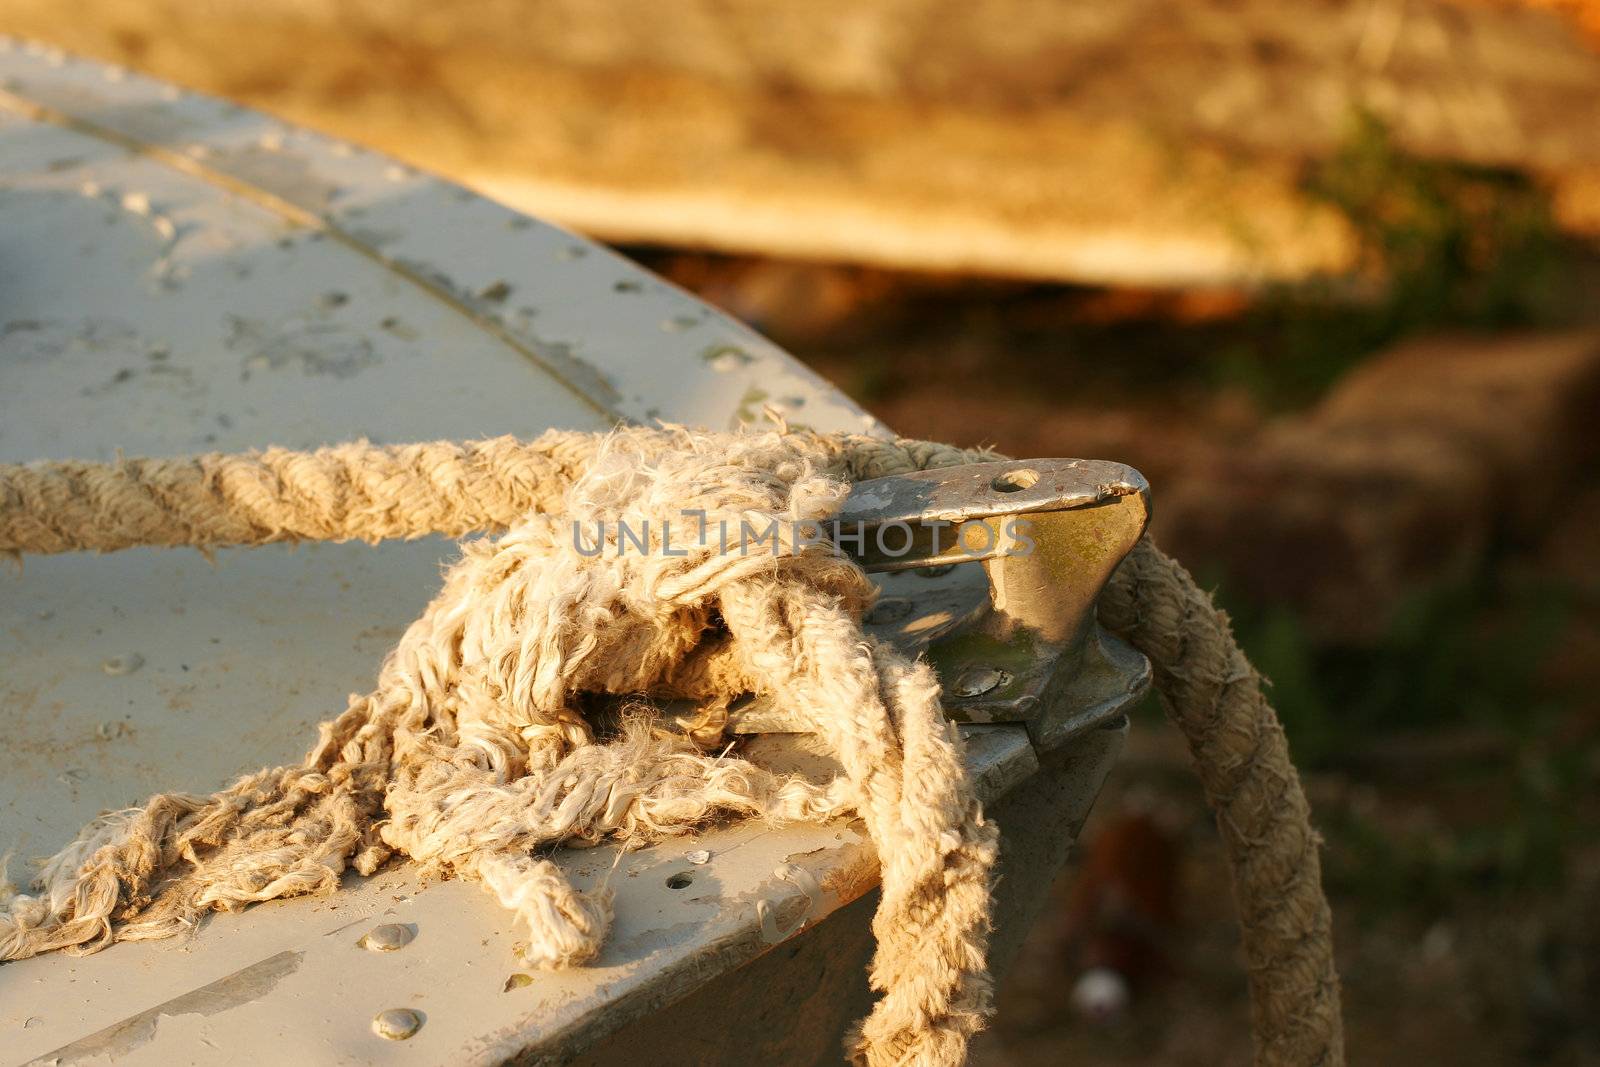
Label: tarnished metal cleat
xmin=729 ymin=458 xmax=1153 ymax=750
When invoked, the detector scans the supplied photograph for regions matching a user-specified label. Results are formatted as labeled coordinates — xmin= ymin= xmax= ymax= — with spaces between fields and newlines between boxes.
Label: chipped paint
xmin=477 ymin=280 xmax=512 ymax=303
xmin=387 ymin=252 xmax=623 ymax=416
xmin=227 ymin=314 xmax=380 ymax=380
xmin=757 ymin=863 xmax=822 ymax=944
xmin=517 ymin=337 xmax=624 ymax=410
xmin=29 ymin=951 xmax=303 ymax=1066
xmin=6 ymin=58 xmax=876 ymax=434
xmin=700 ymin=343 xmax=755 ymax=373
xmin=206 ymin=143 xmax=343 ymax=215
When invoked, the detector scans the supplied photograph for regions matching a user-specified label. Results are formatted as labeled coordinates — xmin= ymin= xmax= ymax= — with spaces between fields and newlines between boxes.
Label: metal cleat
xmin=728 ymin=458 xmax=1153 ymax=750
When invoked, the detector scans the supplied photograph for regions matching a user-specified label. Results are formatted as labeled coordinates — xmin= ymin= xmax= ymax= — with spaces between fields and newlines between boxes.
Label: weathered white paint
xmin=0 ymin=44 xmax=1110 ymax=1067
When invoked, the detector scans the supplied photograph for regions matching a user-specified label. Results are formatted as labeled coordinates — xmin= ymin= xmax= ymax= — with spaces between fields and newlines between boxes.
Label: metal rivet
xmin=102 ymin=653 xmax=144 ymax=676
xmin=358 ymin=923 xmax=414 ymax=952
xmin=372 ymin=1008 xmax=422 ymax=1040
xmin=686 ymin=849 xmax=712 ymax=865
xmin=951 ymin=667 xmax=1009 ymax=699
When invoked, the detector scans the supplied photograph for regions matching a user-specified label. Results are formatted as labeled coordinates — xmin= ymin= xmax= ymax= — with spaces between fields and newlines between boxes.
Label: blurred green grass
xmin=1217 ymin=110 xmax=1572 ymax=409
xmin=1205 ymin=557 xmax=1594 ymax=913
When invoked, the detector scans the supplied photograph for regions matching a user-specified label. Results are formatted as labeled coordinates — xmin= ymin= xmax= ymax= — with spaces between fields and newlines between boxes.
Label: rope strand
xmin=0 ymin=429 xmax=1343 ymax=1066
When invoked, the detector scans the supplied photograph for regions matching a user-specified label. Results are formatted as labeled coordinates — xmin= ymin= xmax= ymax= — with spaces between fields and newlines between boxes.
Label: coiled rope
xmin=0 ymin=428 xmax=1342 ymax=1066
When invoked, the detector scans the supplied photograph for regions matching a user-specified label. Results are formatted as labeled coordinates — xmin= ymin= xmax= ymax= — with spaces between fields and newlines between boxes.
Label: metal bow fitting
xmin=730 ymin=458 xmax=1153 ymax=751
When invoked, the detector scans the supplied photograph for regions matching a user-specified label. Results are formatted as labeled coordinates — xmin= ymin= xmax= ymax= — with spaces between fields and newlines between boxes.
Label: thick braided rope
xmin=1 ymin=428 xmax=996 ymax=1067
xmin=1098 ymin=539 xmax=1342 ymax=1066
xmin=0 ymin=429 xmax=1343 ymax=1065
xmin=0 ymin=436 xmax=598 ymax=556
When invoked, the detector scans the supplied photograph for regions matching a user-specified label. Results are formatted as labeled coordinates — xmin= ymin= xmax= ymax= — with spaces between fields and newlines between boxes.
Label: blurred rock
xmin=1158 ymin=331 xmax=1600 ymax=640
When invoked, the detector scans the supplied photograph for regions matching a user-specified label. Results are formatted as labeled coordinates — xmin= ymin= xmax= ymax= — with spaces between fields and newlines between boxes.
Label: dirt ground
xmin=968 ymin=720 xmax=1600 ymax=1065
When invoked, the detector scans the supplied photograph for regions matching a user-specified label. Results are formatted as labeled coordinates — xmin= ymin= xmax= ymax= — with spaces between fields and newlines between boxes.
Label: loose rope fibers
xmin=0 ymin=427 xmax=1342 ymax=1065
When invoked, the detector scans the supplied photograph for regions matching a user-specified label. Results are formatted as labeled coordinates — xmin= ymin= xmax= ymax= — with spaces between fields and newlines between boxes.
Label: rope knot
xmin=0 ymin=426 xmax=1342 ymax=1066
